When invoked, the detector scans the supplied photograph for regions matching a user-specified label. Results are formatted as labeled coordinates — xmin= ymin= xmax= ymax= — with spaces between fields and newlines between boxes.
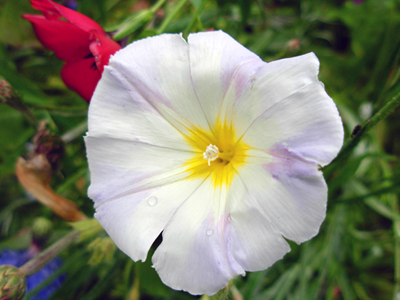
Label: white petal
xmin=227 ymin=176 xmax=291 ymax=271
xmin=85 ymin=136 xmax=196 ymax=206
xmin=88 ymin=64 xmax=193 ymax=150
xmin=237 ymin=156 xmax=327 ymax=244
xmin=152 ymin=178 xmax=245 ymax=295
xmin=95 ymin=179 xmax=205 ymax=262
xmin=230 ymin=53 xmax=324 ymax=138
xmin=187 ymin=31 xmax=264 ymax=125
xmin=241 ymin=81 xmax=343 ymax=166
xmin=106 ymin=34 xmax=209 ymax=134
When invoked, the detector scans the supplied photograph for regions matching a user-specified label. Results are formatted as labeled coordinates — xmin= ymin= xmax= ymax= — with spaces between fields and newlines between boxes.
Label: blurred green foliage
xmin=1 ymin=0 xmax=400 ymax=299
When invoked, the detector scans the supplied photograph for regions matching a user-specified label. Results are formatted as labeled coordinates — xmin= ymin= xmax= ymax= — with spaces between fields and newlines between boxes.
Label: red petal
xmin=61 ymin=59 xmax=101 ymax=102
xmin=23 ymin=15 xmax=90 ymax=62
xmin=30 ymin=0 xmax=104 ymax=32
xmin=29 ymin=0 xmax=62 ymax=20
xmin=89 ymin=31 xmax=121 ymax=73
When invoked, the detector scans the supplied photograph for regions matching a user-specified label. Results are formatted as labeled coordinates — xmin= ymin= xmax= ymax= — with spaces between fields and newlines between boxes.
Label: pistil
xmin=203 ymin=144 xmax=219 ymax=166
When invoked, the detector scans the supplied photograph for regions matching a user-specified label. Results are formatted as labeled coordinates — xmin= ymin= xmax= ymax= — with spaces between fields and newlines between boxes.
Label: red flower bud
xmin=22 ymin=0 xmax=121 ymax=102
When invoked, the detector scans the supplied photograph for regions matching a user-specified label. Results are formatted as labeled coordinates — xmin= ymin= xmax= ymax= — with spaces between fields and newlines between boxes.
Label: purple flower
xmin=0 ymin=248 xmax=65 ymax=300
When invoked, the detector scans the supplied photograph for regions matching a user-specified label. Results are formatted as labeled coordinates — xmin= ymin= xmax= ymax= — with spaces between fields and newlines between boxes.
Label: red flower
xmin=23 ymin=0 xmax=121 ymax=102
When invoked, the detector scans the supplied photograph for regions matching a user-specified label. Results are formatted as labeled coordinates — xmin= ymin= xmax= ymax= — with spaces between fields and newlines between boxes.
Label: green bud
xmin=32 ymin=217 xmax=53 ymax=247
xmin=0 ymin=265 xmax=26 ymax=300
xmin=0 ymin=79 xmax=16 ymax=104
xmin=0 ymin=79 xmax=26 ymax=112
xmin=0 ymin=78 xmax=38 ymax=127
xmin=87 ymin=237 xmax=116 ymax=265
xmin=32 ymin=217 xmax=53 ymax=239
xmin=70 ymin=218 xmax=103 ymax=242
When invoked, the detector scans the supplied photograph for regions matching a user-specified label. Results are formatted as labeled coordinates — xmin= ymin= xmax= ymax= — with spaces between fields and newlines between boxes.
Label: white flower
xmin=85 ymin=31 xmax=344 ymax=295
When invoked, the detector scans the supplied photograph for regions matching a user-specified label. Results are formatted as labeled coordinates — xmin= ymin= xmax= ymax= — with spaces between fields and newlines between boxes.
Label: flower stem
xmin=61 ymin=121 xmax=87 ymax=143
xmin=112 ymin=0 xmax=167 ymax=40
xmin=328 ymin=91 xmax=400 ymax=168
xmin=183 ymin=0 xmax=208 ymax=38
xmin=156 ymin=0 xmax=191 ymax=34
xmin=20 ymin=230 xmax=79 ymax=276
xmin=150 ymin=0 xmax=168 ymax=14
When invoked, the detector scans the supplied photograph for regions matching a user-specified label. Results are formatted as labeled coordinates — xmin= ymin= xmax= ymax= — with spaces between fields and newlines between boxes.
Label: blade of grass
xmin=326 ymin=91 xmax=400 ymax=170
xmin=157 ymin=0 xmax=191 ymax=34
xmin=183 ymin=0 xmax=208 ymax=38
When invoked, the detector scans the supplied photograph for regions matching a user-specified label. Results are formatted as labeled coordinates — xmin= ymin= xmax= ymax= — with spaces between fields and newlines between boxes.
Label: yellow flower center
xmin=183 ymin=121 xmax=249 ymax=188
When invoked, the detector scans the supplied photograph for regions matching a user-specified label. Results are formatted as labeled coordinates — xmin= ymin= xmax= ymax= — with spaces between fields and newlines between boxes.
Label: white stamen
xmin=203 ymin=144 xmax=219 ymax=166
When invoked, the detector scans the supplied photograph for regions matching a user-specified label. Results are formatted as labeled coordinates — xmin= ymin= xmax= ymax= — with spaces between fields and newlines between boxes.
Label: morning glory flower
xmin=85 ymin=31 xmax=344 ymax=295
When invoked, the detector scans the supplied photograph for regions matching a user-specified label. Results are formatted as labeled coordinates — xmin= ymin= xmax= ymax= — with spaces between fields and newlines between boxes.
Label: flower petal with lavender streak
xmin=241 ymin=80 xmax=344 ymax=166
xmin=87 ymin=63 xmax=195 ymax=149
xmin=152 ymin=178 xmax=245 ymax=295
xmin=85 ymin=136 xmax=197 ymax=206
xmin=152 ymin=174 xmax=291 ymax=295
xmin=94 ymin=178 xmax=206 ymax=263
xmin=228 ymin=53 xmax=328 ymax=139
xmin=107 ymin=34 xmax=210 ymax=134
xmin=237 ymin=157 xmax=328 ymax=244
xmin=187 ymin=31 xmax=265 ymax=126
xmin=226 ymin=175 xmax=291 ymax=271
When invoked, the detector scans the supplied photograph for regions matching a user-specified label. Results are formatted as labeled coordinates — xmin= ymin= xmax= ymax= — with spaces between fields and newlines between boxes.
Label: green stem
xmin=20 ymin=230 xmax=79 ymax=276
xmin=380 ymin=161 xmax=400 ymax=300
xmin=183 ymin=0 xmax=208 ymax=38
xmin=21 ymin=108 xmax=39 ymax=128
xmin=112 ymin=0 xmax=167 ymax=40
xmin=150 ymin=0 xmax=168 ymax=14
xmin=61 ymin=121 xmax=87 ymax=143
xmin=327 ymin=91 xmax=400 ymax=168
xmin=157 ymin=0 xmax=191 ymax=34
xmin=393 ymin=216 xmax=400 ymax=300
xmin=1 ymin=97 xmax=38 ymax=128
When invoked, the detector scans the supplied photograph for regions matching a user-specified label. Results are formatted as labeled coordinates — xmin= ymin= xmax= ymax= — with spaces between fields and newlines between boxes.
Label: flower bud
xmin=32 ymin=217 xmax=53 ymax=239
xmin=0 ymin=79 xmax=13 ymax=102
xmin=32 ymin=122 xmax=65 ymax=173
xmin=87 ymin=237 xmax=116 ymax=265
xmin=0 ymin=79 xmax=22 ymax=110
xmin=0 ymin=265 xmax=26 ymax=300
xmin=32 ymin=217 xmax=53 ymax=247
xmin=0 ymin=79 xmax=38 ymax=127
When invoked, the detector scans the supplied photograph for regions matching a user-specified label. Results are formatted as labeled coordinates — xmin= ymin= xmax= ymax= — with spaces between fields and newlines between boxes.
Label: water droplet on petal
xmin=147 ymin=196 xmax=158 ymax=206
xmin=206 ymin=229 xmax=214 ymax=236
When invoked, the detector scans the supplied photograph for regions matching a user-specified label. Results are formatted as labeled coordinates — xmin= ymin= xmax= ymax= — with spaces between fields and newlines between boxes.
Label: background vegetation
xmin=1 ymin=0 xmax=400 ymax=299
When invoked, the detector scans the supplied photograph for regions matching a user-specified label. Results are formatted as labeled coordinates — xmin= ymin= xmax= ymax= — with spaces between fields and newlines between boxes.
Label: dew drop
xmin=206 ymin=229 xmax=214 ymax=236
xmin=147 ymin=196 xmax=158 ymax=206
